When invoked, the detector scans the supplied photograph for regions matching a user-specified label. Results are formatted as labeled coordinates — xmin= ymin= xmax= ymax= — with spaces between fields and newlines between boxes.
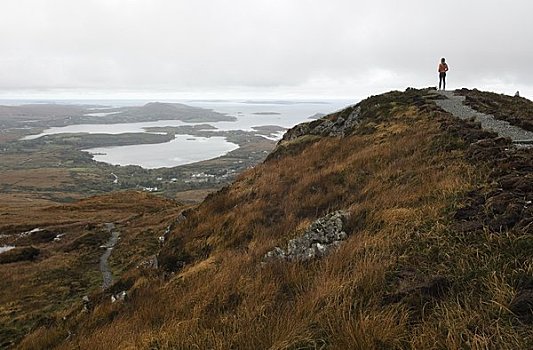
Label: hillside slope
xmin=17 ymin=88 xmax=533 ymax=349
xmin=0 ymin=192 xmax=184 ymax=348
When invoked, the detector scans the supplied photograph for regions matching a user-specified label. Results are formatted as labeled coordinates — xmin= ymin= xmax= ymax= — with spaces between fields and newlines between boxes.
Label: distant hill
xmin=0 ymin=104 xmax=87 ymax=119
xmin=0 ymin=101 xmax=235 ymax=130
xmin=6 ymin=88 xmax=533 ymax=349
xmin=113 ymin=102 xmax=236 ymax=122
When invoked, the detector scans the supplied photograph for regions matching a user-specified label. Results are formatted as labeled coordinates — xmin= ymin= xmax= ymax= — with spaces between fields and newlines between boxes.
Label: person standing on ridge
xmin=438 ymin=58 xmax=449 ymax=90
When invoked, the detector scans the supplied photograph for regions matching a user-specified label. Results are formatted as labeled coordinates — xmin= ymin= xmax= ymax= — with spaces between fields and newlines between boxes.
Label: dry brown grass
xmin=0 ymin=191 xmax=184 ymax=347
xmin=16 ymin=89 xmax=533 ymax=349
xmin=174 ymin=188 xmax=219 ymax=204
xmin=0 ymin=168 xmax=72 ymax=188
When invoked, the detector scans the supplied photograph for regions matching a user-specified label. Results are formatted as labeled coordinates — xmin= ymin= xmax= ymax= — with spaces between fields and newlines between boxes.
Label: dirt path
xmin=99 ymin=223 xmax=120 ymax=290
xmin=435 ymin=90 xmax=533 ymax=147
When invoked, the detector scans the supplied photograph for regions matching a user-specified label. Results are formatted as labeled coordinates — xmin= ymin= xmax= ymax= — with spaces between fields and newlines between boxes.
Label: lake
xmin=86 ymin=135 xmax=239 ymax=169
xmin=0 ymin=246 xmax=15 ymax=254
xmin=23 ymin=99 xmax=354 ymax=168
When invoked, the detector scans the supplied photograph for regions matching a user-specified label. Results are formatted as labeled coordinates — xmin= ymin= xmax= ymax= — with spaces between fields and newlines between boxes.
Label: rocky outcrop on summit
xmin=281 ymin=106 xmax=360 ymax=142
xmin=264 ymin=211 xmax=350 ymax=262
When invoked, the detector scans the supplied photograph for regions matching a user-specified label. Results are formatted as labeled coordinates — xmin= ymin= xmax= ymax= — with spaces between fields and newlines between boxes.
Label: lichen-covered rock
xmin=281 ymin=107 xmax=360 ymax=142
xmin=264 ymin=210 xmax=350 ymax=262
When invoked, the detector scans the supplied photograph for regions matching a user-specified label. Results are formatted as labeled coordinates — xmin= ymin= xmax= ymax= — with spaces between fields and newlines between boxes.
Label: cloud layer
xmin=1 ymin=0 xmax=532 ymax=98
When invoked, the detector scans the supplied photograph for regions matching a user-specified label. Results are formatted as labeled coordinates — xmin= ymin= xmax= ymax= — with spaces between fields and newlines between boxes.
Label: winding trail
xmin=435 ymin=90 xmax=533 ymax=147
xmin=100 ymin=223 xmax=120 ymax=290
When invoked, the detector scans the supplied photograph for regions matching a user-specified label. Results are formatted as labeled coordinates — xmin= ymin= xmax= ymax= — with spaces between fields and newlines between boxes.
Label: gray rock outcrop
xmin=282 ymin=107 xmax=360 ymax=142
xmin=264 ymin=210 xmax=350 ymax=262
xmin=137 ymin=255 xmax=159 ymax=270
xmin=111 ymin=290 xmax=127 ymax=303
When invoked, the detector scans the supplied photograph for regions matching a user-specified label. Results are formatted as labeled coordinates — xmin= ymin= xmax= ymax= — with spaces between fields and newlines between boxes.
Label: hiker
xmin=438 ymin=58 xmax=449 ymax=90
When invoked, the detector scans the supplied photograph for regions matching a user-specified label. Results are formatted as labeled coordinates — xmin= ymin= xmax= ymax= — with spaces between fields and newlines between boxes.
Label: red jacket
xmin=438 ymin=63 xmax=449 ymax=73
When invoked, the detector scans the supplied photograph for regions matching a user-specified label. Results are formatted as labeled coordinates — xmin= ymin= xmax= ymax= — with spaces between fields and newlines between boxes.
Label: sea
xmin=9 ymin=99 xmax=355 ymax=168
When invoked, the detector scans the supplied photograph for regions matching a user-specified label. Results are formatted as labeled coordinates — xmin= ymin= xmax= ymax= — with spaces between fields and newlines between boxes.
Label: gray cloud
xmin=0 ymin=0 xmax=532 ymax=98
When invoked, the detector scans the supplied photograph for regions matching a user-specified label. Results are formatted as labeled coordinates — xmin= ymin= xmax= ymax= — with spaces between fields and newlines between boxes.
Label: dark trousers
xmin=439 ymin=72 xmax=446 ymax=90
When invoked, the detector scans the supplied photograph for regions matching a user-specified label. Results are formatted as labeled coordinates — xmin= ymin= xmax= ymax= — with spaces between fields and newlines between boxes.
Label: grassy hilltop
xmin=4 ymin=88 xmax=532 ymax=349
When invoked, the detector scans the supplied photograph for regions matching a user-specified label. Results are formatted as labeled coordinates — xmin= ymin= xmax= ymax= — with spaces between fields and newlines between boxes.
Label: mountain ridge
xmin=5 ymin=87 xmax=533 ymax=349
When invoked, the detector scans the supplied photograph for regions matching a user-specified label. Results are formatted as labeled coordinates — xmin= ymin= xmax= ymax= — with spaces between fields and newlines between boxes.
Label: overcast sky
xmin=0 ymin=0 xmax=532 ymax=100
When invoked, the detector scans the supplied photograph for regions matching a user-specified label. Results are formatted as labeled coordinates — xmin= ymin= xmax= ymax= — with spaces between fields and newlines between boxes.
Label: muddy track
xmin=100 ymin=223 xmax=120 ymax=290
